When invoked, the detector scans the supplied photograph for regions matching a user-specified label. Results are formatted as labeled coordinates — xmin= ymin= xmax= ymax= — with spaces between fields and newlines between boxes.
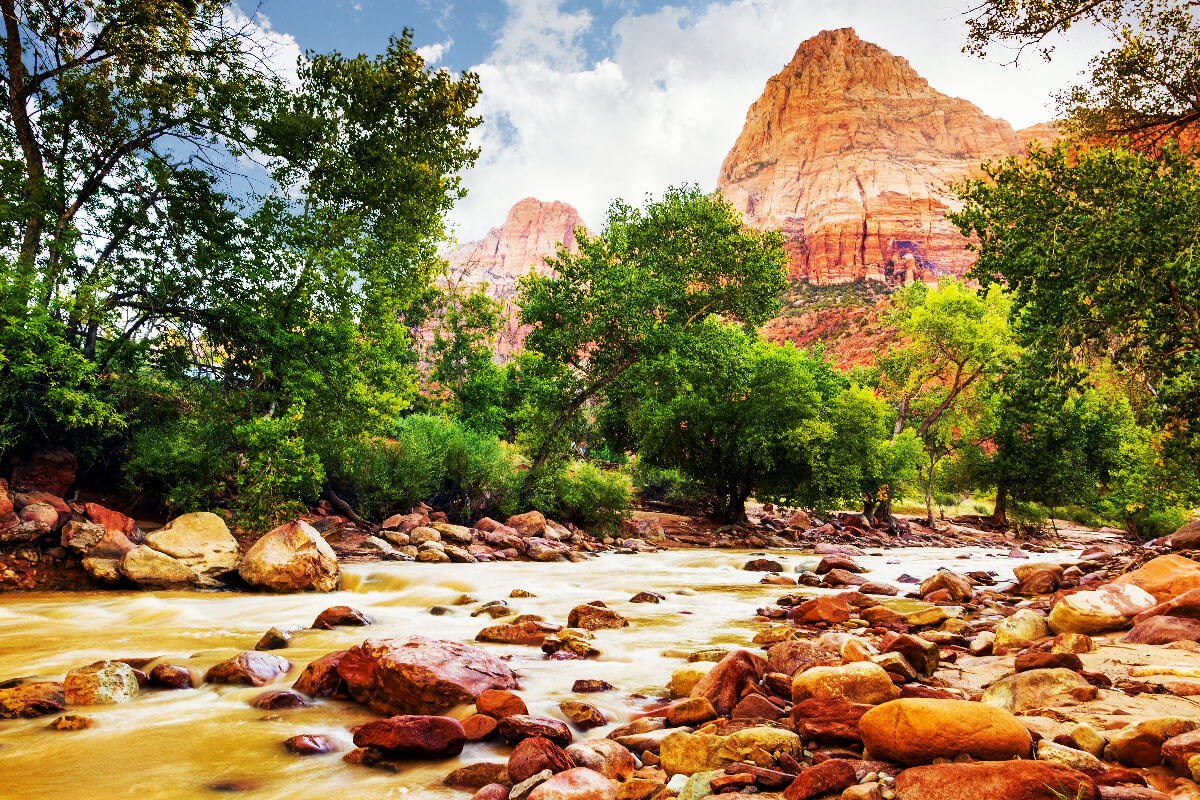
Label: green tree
xmin=423 ymin=282 xmax=508 ymax=436
xmin=515 ymin=185 xmax=789 ymax=495
xmin=962 ymin=0 xmax=1200 ymax=146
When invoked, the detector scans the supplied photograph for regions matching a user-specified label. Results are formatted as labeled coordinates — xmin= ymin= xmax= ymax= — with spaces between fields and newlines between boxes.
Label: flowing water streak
xmin=0 ymin=547 xmax=1051 ymax=799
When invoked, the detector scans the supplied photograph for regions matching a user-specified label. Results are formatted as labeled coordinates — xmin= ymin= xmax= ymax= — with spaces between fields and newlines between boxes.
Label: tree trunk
xmin=862 ymin=498 xmax=877 ymax=526
xmin=990 ymin=484 xmax=1008 ymax=526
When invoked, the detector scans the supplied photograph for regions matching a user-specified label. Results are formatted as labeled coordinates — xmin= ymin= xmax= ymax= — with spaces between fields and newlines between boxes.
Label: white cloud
xmin=447 ymin=0 xmax=1109 ymax=242
xmin=417 ymin=38 xmax=454 ymax=65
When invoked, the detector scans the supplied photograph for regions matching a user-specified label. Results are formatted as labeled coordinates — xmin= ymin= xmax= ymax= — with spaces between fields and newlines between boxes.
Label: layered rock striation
xmin=718 ymin=27 xmax=1056 ymax=284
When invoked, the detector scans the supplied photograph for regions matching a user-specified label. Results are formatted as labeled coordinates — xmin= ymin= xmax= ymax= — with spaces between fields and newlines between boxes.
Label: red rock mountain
xmin=718 ymin=27 xmax=1056 ymax=284
xmin=443 ymin=198 xmax=589 ymax=357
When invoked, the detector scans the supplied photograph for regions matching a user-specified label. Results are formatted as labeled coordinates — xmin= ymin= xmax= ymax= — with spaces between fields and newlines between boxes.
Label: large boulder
xmin=791 ymin=662 xmax=900 ymax=705
xmin=1123 ymin=615 xmax=1200 ymax=644
xmin=1161 ymin=729 xmax=1200 ymax=779
xmin=980 ymin=668 xmax=1099 ymax=713
xmin=205 ymin=652 xmax=291 ymax=686
xmin=238 ymin=520 xmax=339 ymax=593
xmin=84 ymin=503 xmax=142 ymax=545
xmin=144 ymin=512 xmax=239 ymax=577
xmin=1171 ymin=519 xmax=1200 ymax=550
xmin=64 ymin=661 xmax=139 ymax=705
xmin=564 ymin=739 xmax=636 ymax=782
xmin=336 ymin=636 xmax=518 ymax=715
xmin=567 ymin=604 xmax=628 ymax=631
xmin=892 ymin=761 xmax=1097 ymax=800
xmin=1047 ymin=583 xmax=1157 ymax=634
xmin=352 ymin=714 xmax=466 ymax=757
xmin=689 ymin=649 xmax=766 ymax=716
xmin=527 ymin=767 xmax=616 ymax=800
xmin=9 ymin=444 xmax=76 ymax=496
xmin=858 ymin=698 xmax=1032 ymax=765
xmin=993 ymin=608 xmax=1050 ymax=650
xmin=919 ymin=570 xmax=974 ymax=602
xmin=1113 ymin=555 xmax=1200 ymax=602
xmin=0 ymin=681 xmax=64 ymax=719
xmin=1104 ymin=717 xmax=1197 ymax=767
xmin=119 ymin=545 xmax=199 ymax=589
xmin=506 ymin=511 xmax=547 ymax=537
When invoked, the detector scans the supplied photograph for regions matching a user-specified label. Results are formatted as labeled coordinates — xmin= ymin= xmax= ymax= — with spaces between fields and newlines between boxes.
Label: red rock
xmin=311 ymin=606 xmax=372 ymax=629
xmin=745 ymin=558 xmax=785 ymax=572
xmin=559 ymin=700 xmax=607 ymax=729
xmin=630 ymin=591 xmax=664 ymax=603
xmin=477 ymin=620 xmax=562 ymax=646
xmin=285 ymin=734 xmax=334 ymax=755
xmin=352 ymin=715 xmax=466 ymax=757
xmin=1162 ymin=729 xmax=1200 ymax=777
xmin=149 ymin=664 xmax=194 ymax=690
xmin=712 ymin=773 xmax=757 ymax=793
xmin=767 ymin=640 xmax=837 ymax=675
xmin=731 ymin=693 xmax=785 ymax=720
xmin=10 ymin=445 xmax=76 ymax=496
xmin=497 ymin=715 xmax=573 ymax=747
xmin=790 ymin=698 xmax=871 ymax=742
xmin=893 ymin=760 xmax=1097 ymax=800
xmin=19 ymin=502 xmax=62 ymax=531
xmin=879 ymin=632 xmax=939 ymax=676
xmin=527 ymin=767 xmax=616 ymax=800
xmin=472 ymin=785 xmax=511 ymax=800
xmin=505 ymin=510 xmax=548 ymax=537
xmin=785 ymin=759 xmax=856 ymax=799
xmin=477 ymin=689 xmax=528 ymax=718
xmin=571 ymin=679 xmax=614 ymax=693
xmin=446 ymin=763 xmax=511 ymax=789
xmin=462 ymin=713 xmax=499 ymax=741
xmin=1124 ymin=616 xmax=1200 ymax=645
xmin=689 ymin=649 xmax=767 ymax=716
xmin=509 ymin=736 xmax=575 ymax=782
xmin=816 ymin=554 xmax=866 ymax=574
xmin=249 ymin=689 xmax=309 ymax=709
xmin=794 ymin=596 xmax=852 ymax=625
xmin=567 ymin=604 xmax=628 ymax=630
xmin=84 ymin=502 xmax=142 ymax=544
xmin=564 ymin=740 xmax=636 ymax=782
xmin=1015 ymin=652 xmax=1084 ymax=672
xmin=0 ymin=681 xmax=65 ymax=719
xmin=335 ymin=637 xmax=518 ymax=715
xmin=292 ymin=650 xmax=349 ymax=698
xmin=1132 ymin=589 xmax=1200 ymax=623
xmin=204 ymin=652 xmax=290 ymax=686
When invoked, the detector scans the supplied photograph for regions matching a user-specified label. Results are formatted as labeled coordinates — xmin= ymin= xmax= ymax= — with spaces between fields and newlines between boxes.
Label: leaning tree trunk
xmin=990 ymin=484 xmax=1008 ymax=527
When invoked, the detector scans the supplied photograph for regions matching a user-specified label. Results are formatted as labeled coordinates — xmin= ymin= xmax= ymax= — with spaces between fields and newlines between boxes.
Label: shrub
xmin=630 ymin=460 xmax=706 ymax=505
xmin=1131 ymin=507 xmax=1192 ymax=541
xmin=521 ymin=460 xmax=632 ymax=533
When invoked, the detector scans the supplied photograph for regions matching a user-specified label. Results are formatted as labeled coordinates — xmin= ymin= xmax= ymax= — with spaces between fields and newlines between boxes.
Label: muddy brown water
xmin=0 ymin=548 xmax=1057 ymax=799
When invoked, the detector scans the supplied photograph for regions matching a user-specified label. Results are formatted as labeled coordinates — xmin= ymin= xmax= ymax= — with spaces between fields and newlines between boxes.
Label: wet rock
xmin=567 ymin=604 xmax=628 ymax=631
xmin=1014 ymin=652 xmax=1084 ymax=672
xmin=1037 ymin=740 xmax=1106 ymax=774
xmin=919 ymin=570 xmax=974 ymax=602
xmin=249 ymin=689 xmax=309 ymax=709
xmin=524 ymin=538 xmax=570 ymax=561
xmin=1132 ymin=588 xmax=1200 ymax=623
xmin=878 ymin=632 xmax=939 ymax=676
xmin=285 ymin=734 xmax=334 ymax=755
xmin=149 ymin=663 xmax=194 ymax=689
xmin=336 ymin=636 xmax=518 ymax=715
xmin=565 ymin=739 xmax=636 ymax=782
xmin=791 ymin=662 xmax=900 ymax=705
xmin=668 ymin=697 xmax=718 ymax=727
xmin=630 ymin=591 xmax=664 ymax=603
xmin=572 ymin=679 xmax=615 ymax=693
xmin=790 ymin=698 xmax=871 ymax=742
xmin=477 ymin=688 xmax=529 ymax=718
xmin=794 ymin=595 xmax=853 ymax=624
xmin=0 ymin=680 xmax=64 ymax=719
xmin=255 ymin=626 xmax=298 ymax=651
xmin=731 ymin=693 xmax=784 ymax=720
xmin=60 ymin=520 xmax=106 ymax=555
xmin=690 ymin=649 xmax=767 ymax=716
xmin=498 ymin=715 xmax=573 ymax=747
xmin=542 ymin=630 xmax=601 ymax=659
xmin=784 ymin=758 xmax=857 ymax=800
xmin=994 ymin=608 xmax=1050 ymax=650
xmin=981 ymin=668 xmax=1098 ymax=713
xmin=446 ymin=762 xmax=511 ymax=790
xmin=48 ymin=713 xmax=92 ymax=730
xmin=527 ymin=767 xmax=616 ymax=800
xmin=1048 ymin=584 xmax=1157 ymax=634
xmin=473 ymin=785 xmax=512 ymax=800
xmin=1052 ymin=632 xmax=1096 ymax=654
xmin=506 ymin=511 xmax=547 ymax=537
xmin=859 ymin=582 xmax=899 ymax=596
xmin=893 ymin=760 xmax=1097 ymax=800
xmin=311 ymin=605 xmax=372 ymax=629
xmin=560 ymin=700 xmax=607 ymax=729
xmin=83 ymin=502 xmax=142 ymax=546
xmin=204 ymin=652 xmax=291 ymax=687
xmin=510 ymin=736 xmax=575 ymax=783
xmin=767 ymin=640 xmax=837 ymax=676
xmin=1161 ymin=729 xmax=1200 ymax=779
xmin=859 ymin=698 xmax=1033 ymax=765
xmin=463 ymin=713 xmax=499 ymax=741
xmin=238 ymin=520 xmax=339 ymax=593
xmin=143 ymin=512 xmax=239 ymax=578
xmin=477 ymin=620 xmax=563 ymax=646
xmin=118 ymin=545 xmax=200 ymax=589
xmin=816 ymin=554 xmax=867 ymax=574
xmin=64 ymin=661 xmax=139 ymax=705
xmin=81 ymin=556 xmax=122 ymax=583
xmin=353 ymin=714 xmax=466 ymax=757
xmin=1113 ymin=554 xmax=1200 ymax=602
xmin=824 ymin=568 xmax=868 ymax=587
xmin=1104 ymin=718 xmax=1197 ymax=767
xmin=745 ymin=558 xmax=785 ymax=572
xmin=292 ymin=650 xmax=348 ymax=698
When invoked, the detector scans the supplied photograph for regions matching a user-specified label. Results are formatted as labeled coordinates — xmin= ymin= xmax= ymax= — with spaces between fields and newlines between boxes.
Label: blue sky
xmin=249 ymin=1 xmax=1106 ymax=242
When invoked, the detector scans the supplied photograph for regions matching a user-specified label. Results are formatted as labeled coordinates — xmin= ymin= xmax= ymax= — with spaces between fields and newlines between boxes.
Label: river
xmin=0 ymin=547 xmax=1048 ymax=799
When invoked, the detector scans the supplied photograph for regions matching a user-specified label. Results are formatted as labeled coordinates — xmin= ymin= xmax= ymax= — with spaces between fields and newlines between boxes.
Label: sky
xmin=250 ymin=0 xmax=1109 ymax=243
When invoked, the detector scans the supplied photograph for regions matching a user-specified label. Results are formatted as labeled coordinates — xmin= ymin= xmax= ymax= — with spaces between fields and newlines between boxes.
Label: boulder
xmin=668 ymin=697 xmax=719 ymax=726
xmin=1036 ymin=740 xmax=1106 ymax=774
xmin=477 ymin=620 xmax=562 ymax=646
xmin=1048 ymin=583 xmax=1157 ymax=634
xmin=506 ymin=511 xmax=547 ymax=537
xmin=64 ymin=661 xmax=139 ymax=705
xmin=745 ymin=558 xmax=785 ymax=572
xmin=1161 ymin=729 xmax=1200 ymax=779
xmin=527 ymin=768 xmax=616 ymax=800
xmin=879 ymin=632 xmax=939 ymax=676
xmin=462 ymin=714 xmax=499 ymax=741
xmin=564 ymin=739 xmax=636 ymax=782
xmin=718 ymin=726 xmax=801 ymax=764
xmin=143 ymin=512 xmax=239 ymax=577
xmin=980 ymin=668 xmax=1098 ymax=713
xmin=81 ymin=556 xmax=122 ymax=583
xmin=527 ymin=538 xmax=571 ymax=562
xmin=19 ymin=501 xmax=61 ymax=531
xmin=60 ymin=520 xmax=106 ymax=554
xmin=238 ymin=520 xmax=339 ymax=593
xmin=352 ymin=714 xmax=466 ymax=757
xmin=1113 ymin=555 xmax=1200 ymax=602
xmin=1131 ymin=588 xmax=1200 ymax=623
xmin=9 ymin=444 xmax=76 ymax=495
xmin=498 ymin=715 xmax=573 ymax=747
xmin=893 ymin=760 xmax=1097 ymax=800
xmin=84 ymin=502 xmax=142 ymax=545
xmin=568 ymin=604 xmax=628 ymax=630
xmin=858 ymin=698 xmax=1033 ymax=765
xmin=335 ymin=636 xmax=519 ymax=715
xmin=0 ymin=681 xmax=65 ymax=719
xmin=1123 ymin=616 xmax=1200 ymax=645
xmin=793 ymin=595 xmax=852 ymax=624
xmin=119 ymin=545 xmax=199 ymax=589
xmin=791 ymin=662 xmax=900 ymax=705
xmin=148 ymin=664 xmax=194 ymax=690
xmin=311 ymin=605 xmax=372 ymax=629
xmin=510 ymin=737 xmax=575 ymax=783
xmin=249 ymin=689 xmax=309 ymax=709
xmin=1104 ymin=718 xmax=1197 ymax=767
xmin=285 ymin=734 xmax=335 ymax=756
xmin=994 ymin=608 xmax=1050 ymax=650
xmin=816 ymin=554 xmax=867 ymax=574
xmin=767 ymin=640 xmax=837 ymax=675
xmin=559 ymin=701 xmax=606 ymax=729
xmin=205 ymin=652 xmax=290 ymax=686
xmin=659 ymin=730 xmax=727 ymax=776
xmin=1014 ymin=652 xmax=1083 ymax=673
xmin=292 ymin=650 xmax=348 ymax=698
xmin=689 ymin=649 xmax=766 ymax=716
xmin=919 ymin=570 xmax=974 ymax=602
xmin=784 ymin=759 xmax=857 ymax=800
xmin=476 ymin=688 xmax=529 ymax=718
xmin=1171 ymin=519 xmax=1200 ymax=550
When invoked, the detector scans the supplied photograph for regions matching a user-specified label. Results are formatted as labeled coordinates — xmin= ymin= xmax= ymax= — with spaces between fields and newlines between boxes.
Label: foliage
xmin=522 ymin=459 xmax=632 ymax=533
xmin=962 ymin=0 xmax=1200 ymax=145
xmin=516 ymin=185 xmax=789 ymax=487
xmin=629 ymin=460 xmax=708 ymax=506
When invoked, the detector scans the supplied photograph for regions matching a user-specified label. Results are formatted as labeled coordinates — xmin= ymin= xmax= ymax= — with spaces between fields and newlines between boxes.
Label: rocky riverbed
xmin=5 ymin=524 xmax=1200 ymax=800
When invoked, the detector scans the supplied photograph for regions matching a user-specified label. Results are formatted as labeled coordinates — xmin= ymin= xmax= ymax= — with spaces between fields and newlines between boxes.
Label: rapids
xmin=0 ymin=547 xmax=1053 ymax=799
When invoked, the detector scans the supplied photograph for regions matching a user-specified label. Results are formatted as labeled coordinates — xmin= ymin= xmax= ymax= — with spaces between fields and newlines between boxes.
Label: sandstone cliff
xmin=718 ymin=27 xmax=1056 ymax=284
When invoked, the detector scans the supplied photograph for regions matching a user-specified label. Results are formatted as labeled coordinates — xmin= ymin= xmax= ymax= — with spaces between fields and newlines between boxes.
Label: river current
xmin=0 ymin=547 xmax=1049 ymax=799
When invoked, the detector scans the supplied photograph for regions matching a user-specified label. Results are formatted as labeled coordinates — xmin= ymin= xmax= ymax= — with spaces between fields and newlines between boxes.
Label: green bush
xmin=522 ymin=460 xmax=632 ymax=533
xmin=329 ymin=414 xmax=517 ymax=520
xmin=630 ymin=460 xmax=706 ymax=505
xmin=1131 ymin=507 xmax=1192 ymax=541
